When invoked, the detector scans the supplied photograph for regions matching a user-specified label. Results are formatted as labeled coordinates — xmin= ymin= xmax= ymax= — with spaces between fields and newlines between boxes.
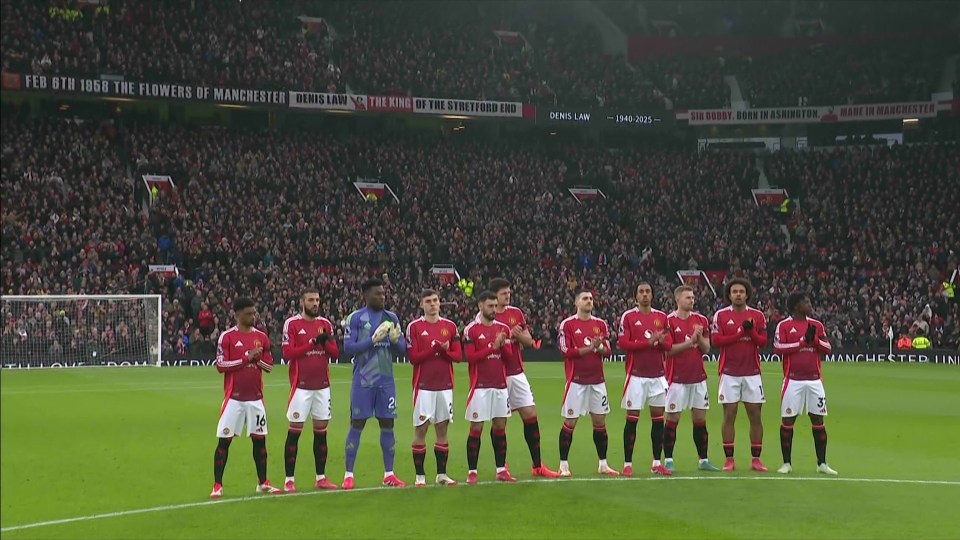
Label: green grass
xmin=2 ymin=361 xmax=959 ymax=539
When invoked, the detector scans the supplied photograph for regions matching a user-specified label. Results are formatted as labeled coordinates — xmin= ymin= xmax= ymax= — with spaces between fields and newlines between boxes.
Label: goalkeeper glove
xmin=373 ymin=321 xmax=392 ymax=342
xmin=313 ymin=332 xmax=329 ymax=346
xmin=804 ymin=325 xmax=817 ymax=343
xmin=742 ymin=319 xmax=754 ymax=332
xmin=389 ymin=324 xmax=402 ymax=343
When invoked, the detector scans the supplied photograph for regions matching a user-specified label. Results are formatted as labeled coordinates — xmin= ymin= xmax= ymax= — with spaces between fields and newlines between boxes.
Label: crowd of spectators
xmin=3 ymin=117 xmax=957 ymax=362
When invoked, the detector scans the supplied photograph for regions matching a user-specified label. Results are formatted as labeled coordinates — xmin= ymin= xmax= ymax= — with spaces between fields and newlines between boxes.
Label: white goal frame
xmin=0 ymin=294 xmax=163 ymax=368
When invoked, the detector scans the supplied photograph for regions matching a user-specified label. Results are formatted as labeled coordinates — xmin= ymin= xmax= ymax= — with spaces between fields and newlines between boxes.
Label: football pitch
xmin=2 ymin=361 xmax=958 ymax=539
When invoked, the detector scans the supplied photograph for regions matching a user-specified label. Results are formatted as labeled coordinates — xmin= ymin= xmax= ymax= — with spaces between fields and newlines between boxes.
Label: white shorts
xmin=286 ymin=387 xmax=332 ymax=422
xmin=465 ymin=388 xmax=511 ymax=422
xmin=217 ymin=398 xmax=268 ymax=438
xmin=621 ymin=375 xmax=668 ymax=410
xmin=718 ymin=374 xmax=766 ymax=404
xmin=507 ymin=373 xmax=536 ymax=410
xmin=413 ymin=389 xmax=455 ymax=426
xmin=562 ymin=382 xmax=610 ymax=418
xmin=666 ymin=381 xmax=710 ymax=413
xmin=780 ymin=379 xmax=828 ymax=417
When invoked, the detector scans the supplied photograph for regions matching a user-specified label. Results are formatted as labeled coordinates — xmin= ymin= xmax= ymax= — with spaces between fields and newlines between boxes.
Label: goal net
xmin=0 ymin=295 xmax=162 ymax=368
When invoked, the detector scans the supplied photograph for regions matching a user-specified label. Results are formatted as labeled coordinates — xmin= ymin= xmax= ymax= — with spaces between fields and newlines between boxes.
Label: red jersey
xmin=666 ymin=311 xmax=710 ymax=384
xmin=618 ymin=307 xmax=673 ymax=378
xmin=216 ymin=326 xmax=274 ymax=401
xmin=773 ymin=316 xmax=831 ymax=381
xmin=406 ymin=317 xmax=461 ymax=391
xmin=492 ymin=306 xmax=528 ymax=376
xmin=558 ymin=315 xmax=610 ymax=385
xmin=711 ymin=306 xmax=767 ymax=376
xmin=463 ymin=319 xmax=515 ymax=389
xmin=282 ymin=314 xmax=339 ymax=390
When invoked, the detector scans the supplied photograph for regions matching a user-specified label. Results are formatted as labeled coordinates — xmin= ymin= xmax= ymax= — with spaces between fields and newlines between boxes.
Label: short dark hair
xmin=635 ymin=282 xmax=653 ymax=294
xmin=420 ymin=288 xmax=439 ymax=299
xmin=488 ymin=278 xmax=511 ymax=293
xmin=476 ymin=290 xmax=498 ymax=303
xmin=301 ymin=288 xmax=319 ymax=298
xmin=233 ymin=297 xmax=256 ymax=312
xmin=574 ymin=288 xmax=593 ymax=300
xmin=361 ymin=278 xmax=384 ymax=294
xmin=786 ymin=292 xmax=807 ymax=313
xmin=724 ymin=278 xmax=753 ymax=302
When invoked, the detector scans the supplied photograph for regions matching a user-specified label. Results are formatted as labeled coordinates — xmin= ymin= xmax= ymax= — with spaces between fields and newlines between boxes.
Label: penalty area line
xmin=2 ymin=475 xmax=958 ymax=532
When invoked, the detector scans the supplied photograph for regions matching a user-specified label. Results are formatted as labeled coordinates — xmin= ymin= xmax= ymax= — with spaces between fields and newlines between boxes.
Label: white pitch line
xmin=2 ymin=475 xmax=958 ymax=533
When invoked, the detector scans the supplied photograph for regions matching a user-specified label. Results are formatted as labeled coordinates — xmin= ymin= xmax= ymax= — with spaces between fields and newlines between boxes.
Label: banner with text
xmin=413 ymin=97 xmax=526 ymax=118
xmin=289 ymin=91 xmax=365 ymax=110
xmin=680 ymin=101 xmax=943 ymax=125
xmin=11 ymin=74 xmax=287 ymax=105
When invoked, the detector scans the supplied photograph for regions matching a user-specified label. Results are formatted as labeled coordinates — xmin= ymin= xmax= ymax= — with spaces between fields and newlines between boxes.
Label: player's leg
xmin=376 ymin=382 xmax=403 ymax=486
xmin=283 ymin=421 xmax=304 ymax=491
xmin=283 ymin=387 xmax=308 ymax=492
xmin=744 ymin=375 xmax=767 ymax=471
xmin=248 ymin=400 xmax=280 ymax=493
xmin=491 ymin=414 xmax=515 ymax=481
xmin=412 ymin=421 xmax=429 ymax=486
xmin=590 ymin=384 xmax=618 ymax=476
xmin=719 ymin=375 xmax=742 ymax=469
xmin=778 ymin=414 xmax=797 ymax=474
xmin=311 ymin=418 xmax=336 ymax=489
xmin=211 ymin=437 xmax=232 ymax=498
xmin=808 ymin=380 xmax=835 ymax=475
xmin=647 ymin=377 xmax=669 ymax=472
xmin=620 ymin=375 xmax=643 ymax=476
xmin=343 ymin=384 xmax=374 ymax=488
xmin=212 ymin=397 xmax=244 ymax=497
xmin=434 ymin=419 xmax=456 ymax=484
xmin=510 ymin=373 xmax=556 ymax=476
xmin=622 ymin=409 xmax=640 ymax=476
xmin=558 ymin=382 xmax=583 ymax=476
xmin=691 ymin=404 xmax=719 ymax=471
xmin=662 ymin=383 xmax=685 ymax=469
xmin=467 ymin=420 xmax=485 ymax=484
xmin=411 ymin=389 xmax=432 ymax=487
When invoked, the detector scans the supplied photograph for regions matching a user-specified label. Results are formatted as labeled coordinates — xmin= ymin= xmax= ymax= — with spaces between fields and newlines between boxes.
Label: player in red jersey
xmin=773 ymin=292 xmax=838 ymax=476
xmin=463 ymin=290 xmax=519 ymax=484
xmin=210 ymin=297 xmax=281 ymax=498
xmin=711 ymin=278 xmax=769 ymax=472
xmin=617 ymin=282 xmax=673 ymax=476
xmin=280 ymin=289 xmax=340 ymax=493
xmin=664 ymin=286 xmax=721 ymax=472
xmin=486 ymin=277 xmax=559 ymax=478
xmin=557 ymin=289 xmax=619 ymax=477
xmin=406 ymin=289 xmax=462 ymax=487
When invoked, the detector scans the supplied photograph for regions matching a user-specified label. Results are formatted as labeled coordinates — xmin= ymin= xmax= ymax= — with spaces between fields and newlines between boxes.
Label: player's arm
xmin=256 ymin=336 xmax=274 ymax=373
xmin=710 ymin=313 xmax=743 ymax=346
xmin=774 ymin=322 xmax=802 ymax=354
xmin=558 ymin=322 xmax=589 ymax=358
xmin=748 ymin=313 xmax=768 ymax=347
xmin=463 ymin=331 xmax=492 ymax=364
xmin=281 ymin=320 xmax=315 ymax=362
xmin=215 ymin=333 xmax=244 ymax=373
xmin=443 ymin=335 xmax=463 ymax=363
xmin=321 ymin=321 xmax=340 ymax=360
xmin=342 ymin=313 xmax=375 ymax=356
xmin=658 ymin=322 xmax=675 ymax=352
xmin=404 ymin=322 xmax=433 ymax=365
xmin=813 ymin=322 xmax=832 ymax=353
xmin=511 ymin=311 xmax=535 ymax=348
xmin=696 ymin=316 xmax=711 ymax=353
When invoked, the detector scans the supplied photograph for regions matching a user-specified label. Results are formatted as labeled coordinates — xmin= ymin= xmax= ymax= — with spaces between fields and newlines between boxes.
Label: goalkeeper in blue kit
xmin=341 ymin=278 xmax=408 ymax=489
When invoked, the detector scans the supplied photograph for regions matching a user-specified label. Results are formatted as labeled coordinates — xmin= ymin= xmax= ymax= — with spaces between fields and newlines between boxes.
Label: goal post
xmin=0 ymin=295 xmax=162 ymax=368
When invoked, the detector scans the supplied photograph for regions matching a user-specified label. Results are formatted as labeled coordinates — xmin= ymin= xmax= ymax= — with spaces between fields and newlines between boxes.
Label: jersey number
xmin=817 ymin=397 xmax=825 ymax=409
xmin=388 ymin=397 xmax=396 ymax=410
xmin=448 ymin=402 xmax=454 ymax=416
xmin=601 ymin=395 xmax=608 ymax=408
xmin=255 ymin=414 xmax=267 ymax=427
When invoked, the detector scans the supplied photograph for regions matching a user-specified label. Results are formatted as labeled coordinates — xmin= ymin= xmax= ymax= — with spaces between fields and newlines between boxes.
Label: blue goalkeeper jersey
xmin=343 ymin=307 xmax=407 ymax=388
